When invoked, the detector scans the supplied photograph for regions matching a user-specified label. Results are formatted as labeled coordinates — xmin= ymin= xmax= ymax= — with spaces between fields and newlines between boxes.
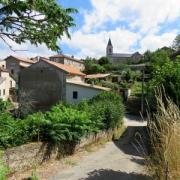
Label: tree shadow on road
xmin=80 ymin=169 xmax=152 ymax=180
xmin=113 ymin=126 xmax=149 ymax=157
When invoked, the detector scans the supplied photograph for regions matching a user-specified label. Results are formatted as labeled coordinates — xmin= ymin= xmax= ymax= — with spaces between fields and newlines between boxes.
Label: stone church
xmin=106 ymin=38 xmax=142 ymax=64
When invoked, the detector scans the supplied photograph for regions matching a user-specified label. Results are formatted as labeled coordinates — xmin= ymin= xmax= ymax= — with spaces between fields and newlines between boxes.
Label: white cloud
xmin=62 ymin=28 xmax=139 ymax=58
xmin=0 ymin=39 xmax=54 ymax=59
xmin=139 ymin=32 xmax=177 ymax=52
xmin=82 ymin=0 xmax=180 ymax=33
xmin=61 ymin=0 xmax=180 ymax=58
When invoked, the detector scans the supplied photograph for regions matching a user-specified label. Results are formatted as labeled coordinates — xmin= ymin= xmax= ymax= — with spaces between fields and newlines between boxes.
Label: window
xmin=11 ymin=69 xmax=14 ymax=74
xmin=3 ymin=89 xmax=5 ymax=95
xmin=73 ymin=91 xmax=78 ymax=99
xmin=10 ymin=80 xmax=12 ymax=88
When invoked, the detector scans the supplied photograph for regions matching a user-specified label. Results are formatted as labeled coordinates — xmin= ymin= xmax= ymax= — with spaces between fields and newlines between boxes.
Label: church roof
xmin=107 ymin=38 xmax=112 ymax=46
xmin=110 ymin=53 xmax=132 ymax=58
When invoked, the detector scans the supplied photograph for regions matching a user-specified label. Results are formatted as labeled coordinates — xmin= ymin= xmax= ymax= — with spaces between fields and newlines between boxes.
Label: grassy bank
xmin=147 ymin=96 xmax=180 ymax=180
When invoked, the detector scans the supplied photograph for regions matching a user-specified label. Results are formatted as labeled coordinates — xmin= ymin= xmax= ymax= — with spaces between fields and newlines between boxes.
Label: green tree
xmin=83 ymin=57 xmax=105 ymax=74
xmin=0 ymin=0 xmax=77 ymax=51
xmin=98 ymin=57 xmax=110 ymax=65
xmin=172 ymin=34 xmax=180 ymax=51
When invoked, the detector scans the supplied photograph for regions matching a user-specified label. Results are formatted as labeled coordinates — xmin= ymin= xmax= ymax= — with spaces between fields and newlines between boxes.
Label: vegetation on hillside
xmin=0 ymin=92 xmax=124 ymax=149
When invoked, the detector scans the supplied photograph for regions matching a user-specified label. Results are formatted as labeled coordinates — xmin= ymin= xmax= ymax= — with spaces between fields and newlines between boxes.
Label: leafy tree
xmin=172 ymin=34 xmax=180 ymax=51
xmin=147 ymin=59 xmax=180 ymax=107
xmin=83 ymin=57 xmax=105 ymax=74
xmin=98 ymin=57 xmax=110 ymax=65
xmin=0 ymin=0 xmax=77 ymax=51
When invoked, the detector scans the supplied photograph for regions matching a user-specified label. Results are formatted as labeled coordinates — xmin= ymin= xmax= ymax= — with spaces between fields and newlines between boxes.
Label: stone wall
xmin=3 ymin=129 xmax=114 ymax=172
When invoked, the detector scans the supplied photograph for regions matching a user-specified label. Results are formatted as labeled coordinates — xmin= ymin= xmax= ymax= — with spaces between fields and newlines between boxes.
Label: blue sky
xmin=0 ymin=0 xmax=180 ymax=59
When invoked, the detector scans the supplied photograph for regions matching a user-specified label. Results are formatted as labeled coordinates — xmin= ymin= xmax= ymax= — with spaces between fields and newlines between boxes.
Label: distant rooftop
xmin=110 ymin=53 xmax=132 ymax=58
xmin=85 ymin=73 xmax=110 ymax=79
xmin=5 ymin=55 xmax=34 ymax=64
xmin=50 ymin=54 xmax=84 ymax=64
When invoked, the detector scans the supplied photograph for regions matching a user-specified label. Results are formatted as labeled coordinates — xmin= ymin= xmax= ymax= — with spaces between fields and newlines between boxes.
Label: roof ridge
xmin=42 ymin=59 xmax=86 ymax=76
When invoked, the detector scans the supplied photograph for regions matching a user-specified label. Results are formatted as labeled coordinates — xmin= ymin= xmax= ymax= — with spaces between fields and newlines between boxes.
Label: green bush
xmin=89 ymin=92 xmax=124 ymax=129
xmin=147 ymin=59 xmax=180 ymax=107
xmin=0 ymin=92 xmax=124 ymax=149
xmin=0 ymin=151 xmax=9 ymax=180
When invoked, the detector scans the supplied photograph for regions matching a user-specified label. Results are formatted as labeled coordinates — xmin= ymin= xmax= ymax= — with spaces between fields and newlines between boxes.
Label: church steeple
xmin=106 ymin=38 xmax=113 ymax=56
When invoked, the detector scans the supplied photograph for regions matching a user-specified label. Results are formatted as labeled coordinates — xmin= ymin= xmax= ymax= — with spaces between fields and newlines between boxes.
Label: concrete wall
xmin=64 ymin=58 xmax=85 ymax=71
xmin=50 ymin=57 xmax=85 ymax=71
xmin=66 ymin=83 xmax=103 ymax=104
xmin=19 ymin=61 xmax=66 ymax=110
xmin=3 ymin=129 xmax=114 ymax=172
xmin=5 ymin=57 xmax=31 ymax=82
xmin=6 ymin=58 xmax=20 ymax=81
xmin=66 ymin=75 xmax=84 ymax=82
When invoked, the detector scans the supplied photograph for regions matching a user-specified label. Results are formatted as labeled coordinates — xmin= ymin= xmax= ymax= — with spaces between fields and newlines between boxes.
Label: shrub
xmin=147 ymin=60 xmax=180 ymax=107
xmin=42 ymin=104 xmax=97 ymax=144
xmin=89 ymin=92 xmax=125 ymax=129
xmin=0 ymin=100 xmax=12 ymax=112
xmin=0 ymin=151 xmax=9 ymax=180
xmin=0 ymin=92 xmax=124 ymax=149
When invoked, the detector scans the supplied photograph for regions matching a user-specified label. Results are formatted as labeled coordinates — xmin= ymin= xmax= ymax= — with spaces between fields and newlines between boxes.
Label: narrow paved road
xmin=48 ymin=115 xmax=150 ymax=180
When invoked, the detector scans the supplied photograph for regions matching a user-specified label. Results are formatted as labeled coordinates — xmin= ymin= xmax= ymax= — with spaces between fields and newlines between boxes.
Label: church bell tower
xmin=106 ymin=38 xmax=113 ymax=56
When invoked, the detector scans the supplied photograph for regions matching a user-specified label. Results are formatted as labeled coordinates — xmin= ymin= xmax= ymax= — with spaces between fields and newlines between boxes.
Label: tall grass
xmin=147 ymin=95 xmax=180 ymax=180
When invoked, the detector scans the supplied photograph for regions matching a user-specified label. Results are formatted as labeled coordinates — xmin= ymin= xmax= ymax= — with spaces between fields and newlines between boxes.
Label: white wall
xmin=66 ymin=75 xmax=84 ymax=82
xmin=0 ymin=72 xmax=16 ymax=100
xmin=64 ymin=58 xmax=85 ymax=71
xmin=0 ymin=60 xmax=6 ymax=68
xmin=66 ymin=83 xmax=103 ymax=104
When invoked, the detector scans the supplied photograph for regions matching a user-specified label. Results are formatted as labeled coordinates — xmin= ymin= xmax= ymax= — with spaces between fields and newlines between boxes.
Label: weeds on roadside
xmin=146 ymin=94 xmax=180 ymax=180
xmin=0 ymin=151 xmax=9 ymax=180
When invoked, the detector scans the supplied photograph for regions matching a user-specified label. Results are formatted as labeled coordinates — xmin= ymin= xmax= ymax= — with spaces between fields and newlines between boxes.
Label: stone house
xmin=49 ymin=54 xmax=85 ymax=71
xmin=19 ymin=59 xmax=109 ymax=109
xmin=0 ymin=67 xmax=16 ymax=101
xmin=4 ymin=55 xmax=35 ymax=82
xmin=106 ymin=38 xmax=142 ymax=64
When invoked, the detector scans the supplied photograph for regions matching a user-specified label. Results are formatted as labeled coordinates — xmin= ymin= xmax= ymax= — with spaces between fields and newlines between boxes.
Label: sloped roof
xmin=43 ymin=60 xmax=85 ymax=76
xmin=50 ymin=54 xmax=84 ymax=64
xmin=67 ymin=80 xmax=111 ymax=91
xmin=5 ymin=55 xmax=34 ymax=64
xmin=85 ymin=73 xmax=110 ymax=79
xmin=107 ymin=38 xmax=112 ymax=46
xmin=110 ymin=53 xmax=132 ymax=58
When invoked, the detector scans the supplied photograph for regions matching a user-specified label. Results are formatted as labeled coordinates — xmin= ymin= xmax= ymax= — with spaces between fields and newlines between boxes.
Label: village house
xmin=4 ymin=55 xmax=35 ymax=81
xmin=106 ymin=38 xmax=142 ymax=64
xmin=49 ymin=54 xmax=85 ymax=71
xmin=0 ymin=67 xmax=16 ymax=101
xmin=19 ymin=59 xmax=110 ymax=109
xmin=0 ymin=60 xmax=6 ymax=69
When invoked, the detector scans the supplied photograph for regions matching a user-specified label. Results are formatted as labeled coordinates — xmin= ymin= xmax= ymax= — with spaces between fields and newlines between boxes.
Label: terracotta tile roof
xmin=5 ymin=55 xmax=34 ymax=64
xmin=85 ymin=73 xmax=110 ymax=79
xmin=67 ymin=80 xmax=111 ymax=91
xmin=50 ymin=54 xmax=84 ymax=64
xmin=43 ymin=59 xmax=86 ymax=76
